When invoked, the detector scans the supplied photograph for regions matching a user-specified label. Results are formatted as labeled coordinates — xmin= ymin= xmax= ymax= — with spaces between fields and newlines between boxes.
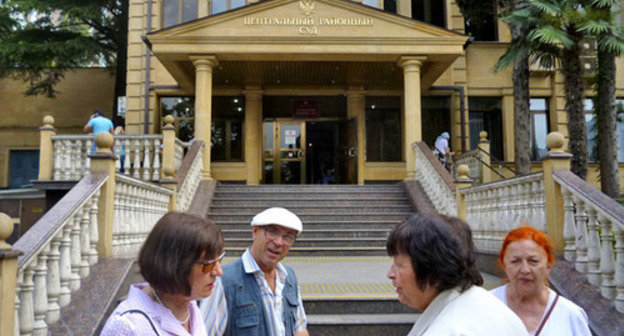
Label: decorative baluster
xmin=143 ymin=139 xmax=152 ymax=180
xmin=153 ymin=139 xmax=161 ymax=180
xmin=53 ymin=140 xmax=62 ymax=180
xmin=63 ymin=140 xmax=72 ymax=180
xmin=85 ymin=139 xmax=92 ymax=171
xmin=585 ymin=208 xmax=601 ymax=286
xmin=69 ymin=140 xmax=78 ymax=180
xmin=32 ymin=248 xmax=49 ymax=336
xmin=46 ymin=234 xmax=61 ymax=324
xmin=123 ymin=139 xmax=131 ymax=175
xmin=115 ymin=139 xmax=121 ymax=172
xmin=613 ymin=226 xmax=624 ymax=313
xmin=573 ymin=199 xmax=589 ymax=273
xmin=58 ymin=223 xmax=72 ymax=307
xmin=89 ymin=190 xmax=100 ymax=265
xmin=19 ymin=265 xmax=35 ymax=336
xmin=599 ymin=216 xmax=616 ymax=299
xmin=562 ymin=189 xmax=576 ymax=261
xmin=15 ymin=271 xmax=22 ymax=336
xmin=133 ymin=139 xmax=141 ymax=179
xmin=69 ymin=210 xmax=82 ymax=291
xmin=79 ymin=204 xmax=91 ymax=278
xmin=73 ymin=140 xmax=82 ymax=180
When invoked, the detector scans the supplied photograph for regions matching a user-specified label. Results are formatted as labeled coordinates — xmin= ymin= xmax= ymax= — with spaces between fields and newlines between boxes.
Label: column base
xmin=201 ymin=171 xmax=213 ymax=180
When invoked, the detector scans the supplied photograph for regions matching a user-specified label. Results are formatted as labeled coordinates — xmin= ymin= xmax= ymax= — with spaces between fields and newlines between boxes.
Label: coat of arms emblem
xmin=299 ymin=0 xmax=315 ymax=15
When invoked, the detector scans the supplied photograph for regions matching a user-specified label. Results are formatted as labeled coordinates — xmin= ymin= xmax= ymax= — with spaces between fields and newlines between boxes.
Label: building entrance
xmin=263 ymin=120 xmax=306 ymax=184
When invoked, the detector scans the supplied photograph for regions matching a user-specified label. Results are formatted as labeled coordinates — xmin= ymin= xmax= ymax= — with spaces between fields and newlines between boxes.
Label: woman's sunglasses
xmin=197 ymin=251 xmax=225 ymax=274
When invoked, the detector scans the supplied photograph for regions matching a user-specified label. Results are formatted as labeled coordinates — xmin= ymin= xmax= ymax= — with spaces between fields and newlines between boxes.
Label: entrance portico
xmin=146 ymin=0 xmax=467 ymax=184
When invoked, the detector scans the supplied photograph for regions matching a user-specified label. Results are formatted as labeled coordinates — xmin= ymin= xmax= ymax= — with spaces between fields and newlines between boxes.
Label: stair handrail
xmin=552 ymin=170 xmax=624 ymax=313
xmin=452 ymin=149 xmax=485 ymax=183
xmin=11 ymin=172 xmax=108 ymax=335
xmin=460 ymin=172 xmax=545 ymax=253
xmin=412 ymin=142 xmax=456 ymax=216
xmin=174 ymin=141 xmax=204 ymax=211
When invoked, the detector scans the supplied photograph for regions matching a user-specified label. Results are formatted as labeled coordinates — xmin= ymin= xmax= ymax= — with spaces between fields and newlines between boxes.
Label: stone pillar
xmin=161 ymin=115 xmax=176 ymax=179
xmin=244 ymin=86 xmax=263 ymax=185
xmin=191 ymin=56 xmax=218 ymax=180
xmin=398 ymin=56 xmax=426 ymax=180
xmin=454 ymin=165 xmax=473 ymax=220
xmin=38 ymin=116 xmax=56 ymax=180
xmin=347 ymin=87 xmax=366 ymax=185
xmin=397 ymin=0 xmax=412 ymax=18
xmin=0 ymin=212 xmax=22 ymax=336
xmin=161 ymin=167 xmax=178 ymax=212
xmin=478 ymin=131 xmax=492 ymax=183
xmin=542 ymin=132 xmax=572 ymax=253
xmin=89 ymin=132 xmax=116 ymax=257
xmin=502 ymin=93 xmax=515 ymax=161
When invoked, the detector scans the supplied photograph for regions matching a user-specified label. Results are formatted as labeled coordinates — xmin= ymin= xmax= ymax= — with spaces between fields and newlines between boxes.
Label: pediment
xmin=148 ymin=0 xmax=465 ymax=44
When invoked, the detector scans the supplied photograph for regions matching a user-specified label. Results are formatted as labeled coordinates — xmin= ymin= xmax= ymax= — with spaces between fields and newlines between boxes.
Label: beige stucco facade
xmin=0 ymin=69 xmax=115 ymax=188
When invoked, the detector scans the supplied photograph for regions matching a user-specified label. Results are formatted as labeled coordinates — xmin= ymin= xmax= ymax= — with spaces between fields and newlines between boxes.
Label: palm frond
xmin=528 ymin=25 xmax=574 ymax=48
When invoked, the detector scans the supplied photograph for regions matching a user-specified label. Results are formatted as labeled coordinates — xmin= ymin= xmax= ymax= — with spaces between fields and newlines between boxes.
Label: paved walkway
xmin=223 ymin=256 xmax=503 ymax=299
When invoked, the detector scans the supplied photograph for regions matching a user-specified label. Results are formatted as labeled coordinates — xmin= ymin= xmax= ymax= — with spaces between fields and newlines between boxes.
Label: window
xmin=530 ymin=98 xmax=550 ymax=161
xmin=468 ymin=97 xmax=503 ymax=160
xmin=160 ymin=96 xmax=245 ymax=161
xmin=9 ymin=150 xmax=39 ymax=189
xmin=586 ymin=98 xmax=624 ymax=162
xmin=211 ymin=0 xmax=246 ymax=15
xmin=163 ymin=0 xmax=198 ymax=27
xmin=421 ymin=97 xmax=451 ymax=150
xmin=462 ymin=0 xmax=498 ymax=41
xmin=365 ymin=96 xmax=402 ymax=162
xmin=360 ymin=0 xmax=396 ymax=13
xmin=412 ymin=0 xmax=445 ymax=28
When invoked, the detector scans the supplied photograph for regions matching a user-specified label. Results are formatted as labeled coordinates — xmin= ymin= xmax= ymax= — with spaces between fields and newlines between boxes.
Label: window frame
xmin=529 ymin=98 xmax=550 ymax=162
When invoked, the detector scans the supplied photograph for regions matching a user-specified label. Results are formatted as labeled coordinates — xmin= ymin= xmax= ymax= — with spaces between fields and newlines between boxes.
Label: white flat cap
xmin=251 ymin=207 xmax=303 ymax=233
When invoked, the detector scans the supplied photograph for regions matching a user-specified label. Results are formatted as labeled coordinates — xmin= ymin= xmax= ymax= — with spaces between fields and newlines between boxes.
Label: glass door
xmin=263 ymin=120 xmax=306 ymax=184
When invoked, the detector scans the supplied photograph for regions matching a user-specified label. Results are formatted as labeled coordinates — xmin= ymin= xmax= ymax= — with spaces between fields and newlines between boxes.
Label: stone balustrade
xmin=112 ymin=174 xmax=173 ymax=256
xmin=413 ymin=142 xmax=456 ymax=215
xmin=51 ymin=134 xmax=164 ymax=181
xmin=552 ymin=170 xmax=624 ymax=313
xmin=176 ymin=142 xmax=203 ymax=211
xmin=174 ymin=138 xmax=188 ymax=171
xmin=453 ymin=149 xmax=482 ymax=184
xmin=461 ymin=173 xmax=546 ymax=253
xmin=11 ymin=173 xmax=107 ymax=336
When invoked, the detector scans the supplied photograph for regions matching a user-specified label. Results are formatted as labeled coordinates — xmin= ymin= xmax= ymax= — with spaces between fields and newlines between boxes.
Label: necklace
xmin=152 ymin=288 xmax=191 ymax=325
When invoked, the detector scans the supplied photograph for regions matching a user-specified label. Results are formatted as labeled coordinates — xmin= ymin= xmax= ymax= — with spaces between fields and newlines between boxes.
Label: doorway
xmin=263 ymin=120 xmax=306 ymax=184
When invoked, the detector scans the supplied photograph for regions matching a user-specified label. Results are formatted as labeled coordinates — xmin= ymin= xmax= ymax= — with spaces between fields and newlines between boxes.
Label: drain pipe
xmin=141 ymin=0 xmax=154 ymax=134
xmin=428 ymin=85 xmax=467 ymax=152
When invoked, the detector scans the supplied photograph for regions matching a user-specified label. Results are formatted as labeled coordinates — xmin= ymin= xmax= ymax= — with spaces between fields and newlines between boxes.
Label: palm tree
xmin=582 ymin=0 xmax=624 ymax=197
xmin=496 ymin=0 xmax=591 ymax=179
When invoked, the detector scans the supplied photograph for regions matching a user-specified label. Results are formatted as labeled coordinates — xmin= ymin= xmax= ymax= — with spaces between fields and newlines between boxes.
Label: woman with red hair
xmin=491 ymin=226 xmax=591 ymax=335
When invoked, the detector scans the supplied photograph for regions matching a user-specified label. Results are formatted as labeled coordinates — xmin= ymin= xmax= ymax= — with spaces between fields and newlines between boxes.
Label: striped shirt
xmin=200 ymin=249 xmax=307 ymax=336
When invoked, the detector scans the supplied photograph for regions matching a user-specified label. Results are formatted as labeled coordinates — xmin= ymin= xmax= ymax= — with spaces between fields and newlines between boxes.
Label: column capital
xmin=398 ymin=56 xmax=427 ymax=70
xmin=243 ymin=85 xmax=263 ymax=99
xmin=190 ymin=56 xmax=219 ymax=70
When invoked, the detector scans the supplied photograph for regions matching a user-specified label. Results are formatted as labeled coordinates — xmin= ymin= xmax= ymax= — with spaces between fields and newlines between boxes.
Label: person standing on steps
xmin=200 ymin=207 xmax=309 ymax=336
xmin=84 ymin=109 xmax=114 ymax=153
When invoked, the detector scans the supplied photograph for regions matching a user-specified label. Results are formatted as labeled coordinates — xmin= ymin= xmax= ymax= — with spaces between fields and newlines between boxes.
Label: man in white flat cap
xmin=200 ymin=207 xmax=309 ymax=336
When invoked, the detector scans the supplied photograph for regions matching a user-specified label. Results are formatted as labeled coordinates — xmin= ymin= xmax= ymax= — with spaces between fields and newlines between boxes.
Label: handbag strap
xmin=121 ymin=309 xmax=162 ymax=336
xmin=534 ymin=293 xmax=559 ymax=336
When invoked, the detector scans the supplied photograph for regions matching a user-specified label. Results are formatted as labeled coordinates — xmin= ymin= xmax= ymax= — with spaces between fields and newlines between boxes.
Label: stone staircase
xmin=207 ymin=184 xmax=418 ymax=335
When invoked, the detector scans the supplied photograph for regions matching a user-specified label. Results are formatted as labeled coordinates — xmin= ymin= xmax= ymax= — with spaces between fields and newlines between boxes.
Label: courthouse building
xmin=2 ymin=0 xmax=624 ymax=187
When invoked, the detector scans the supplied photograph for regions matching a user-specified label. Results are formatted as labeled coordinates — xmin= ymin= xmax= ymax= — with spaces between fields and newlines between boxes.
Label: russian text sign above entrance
xmin=293 ymin=99 xmax=319 ymax=119
xmin=243 ymin=17 xmax=374 ymax=35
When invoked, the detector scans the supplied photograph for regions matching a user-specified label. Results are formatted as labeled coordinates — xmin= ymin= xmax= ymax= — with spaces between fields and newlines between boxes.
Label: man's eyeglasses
xmin=197 ymin=251 xmax=225 ymax=274
xmin=263 ymin=226 xmax=297 ymax=245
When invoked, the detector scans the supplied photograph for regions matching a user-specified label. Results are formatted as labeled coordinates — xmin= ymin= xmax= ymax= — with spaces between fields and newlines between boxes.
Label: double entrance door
xmin=263 ymin=119 xmax=357 ymax=184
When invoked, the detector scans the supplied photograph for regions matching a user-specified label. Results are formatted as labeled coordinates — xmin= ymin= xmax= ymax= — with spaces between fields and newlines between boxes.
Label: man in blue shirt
xmin=84 ymin=109 xmax=114 ymax=152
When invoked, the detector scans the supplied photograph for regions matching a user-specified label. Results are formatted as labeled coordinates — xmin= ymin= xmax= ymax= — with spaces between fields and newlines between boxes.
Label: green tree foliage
xmin=0 ymin=0 xmax=127 ymax=108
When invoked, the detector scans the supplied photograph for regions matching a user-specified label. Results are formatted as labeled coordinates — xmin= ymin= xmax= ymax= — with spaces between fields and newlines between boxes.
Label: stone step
xmin=211 ymin=198 xmax=412 ymax=207
xmin=212 ymin=192 xmax=409 ymax=199
xmin=225 ymin=237 xmax=387 ymax=248
xmin=222 ymin=229 xmax=390 ymax=239
xmin=214 ymin=185 xmax=404 ymax=192
xmin=303 ymin=298 xmax=417 ymax=315
xmin=223 ymin=246 xmax=388 ymax=256
xmin=208 ymin=213 xmax=412 ymax=222
xmin=307 ymin=314 xmax=415 ymax=336
xmin=215 ymin=221 xmax=400 ymax=231
xmin=209 ymin=205 xmax=414 ymax=214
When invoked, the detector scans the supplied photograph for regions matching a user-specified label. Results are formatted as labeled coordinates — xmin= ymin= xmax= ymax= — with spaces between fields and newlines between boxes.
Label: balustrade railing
xmin=453 ymin=149 xmax=482 ymax=184
xmin=553 ymin=171 xmax=624 ymax=313
xmin=176 ymin=142 xmax=203 ymax=211
xmin=12 ymin=173 xmax=107 ymax=336
xmin=174 ymin=138 xmax=189 ymax=171
xmin=413 ymin=142 xmax=456 ymax=215
xmin=462 ymin=173 xmax=545 ymax=253
xmin=51 ymin=134 xmax=164 ymax=182
xmin=112 ymin=174 xmax=173 ymax=256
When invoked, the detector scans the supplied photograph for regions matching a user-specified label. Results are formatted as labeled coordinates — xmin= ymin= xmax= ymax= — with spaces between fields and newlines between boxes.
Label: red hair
xmin=498 ymin=225 xmax=554 ymax=270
